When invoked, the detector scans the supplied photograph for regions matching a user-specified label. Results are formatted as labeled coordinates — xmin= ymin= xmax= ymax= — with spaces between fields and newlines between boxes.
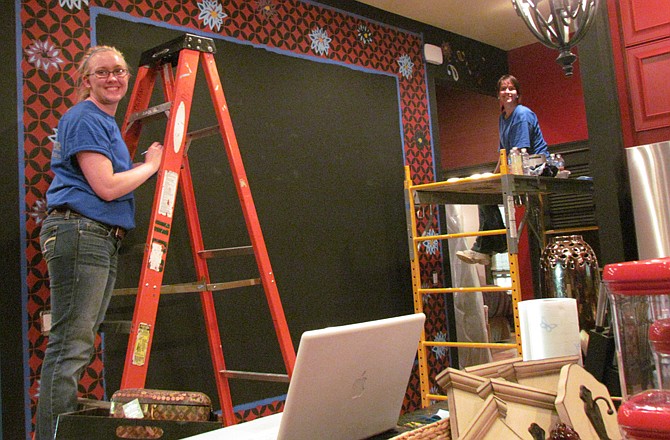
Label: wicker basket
xmin=391 ymin=417 xmax=451 ymax=439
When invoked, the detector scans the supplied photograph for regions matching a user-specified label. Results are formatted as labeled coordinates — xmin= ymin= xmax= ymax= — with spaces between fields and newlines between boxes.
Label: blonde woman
xmin=35 ymin=46 xmax=163 ymax=440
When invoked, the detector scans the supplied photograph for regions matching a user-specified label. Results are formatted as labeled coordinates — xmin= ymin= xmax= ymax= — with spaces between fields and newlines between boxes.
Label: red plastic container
xmin=650 ymin=318 xmax=670 ymax=389
xmin=603 ymin=257 xmax=670 ymax=399
xmin=618 ymin=389 xmax=670 ymax=439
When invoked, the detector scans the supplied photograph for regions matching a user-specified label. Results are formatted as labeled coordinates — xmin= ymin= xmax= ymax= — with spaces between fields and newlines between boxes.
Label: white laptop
xmin=185 ymin=313 xmax=426 ymax=440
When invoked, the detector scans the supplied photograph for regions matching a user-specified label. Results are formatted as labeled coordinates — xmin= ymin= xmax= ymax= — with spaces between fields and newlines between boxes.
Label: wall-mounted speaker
xmin=424 ymin=43 xmax=443 ymax=65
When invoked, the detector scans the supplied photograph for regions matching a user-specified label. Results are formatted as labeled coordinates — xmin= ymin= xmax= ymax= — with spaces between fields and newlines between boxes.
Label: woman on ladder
xmin=35 ymin=46 xmax=163 ymax=440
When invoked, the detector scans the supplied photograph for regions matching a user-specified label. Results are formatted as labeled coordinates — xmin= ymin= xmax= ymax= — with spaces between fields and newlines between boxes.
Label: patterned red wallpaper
xmin=19 ymin=0 xmax=446 ymax=432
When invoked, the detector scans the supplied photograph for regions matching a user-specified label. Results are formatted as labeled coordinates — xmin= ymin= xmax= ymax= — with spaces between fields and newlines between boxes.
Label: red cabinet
xmin=619 ymin=0 xmax=670 ymax=46
xmin=626 ymin=38 xmax=670 ymax=131
xmin=612 ymin=0 xmax=670 ymax=144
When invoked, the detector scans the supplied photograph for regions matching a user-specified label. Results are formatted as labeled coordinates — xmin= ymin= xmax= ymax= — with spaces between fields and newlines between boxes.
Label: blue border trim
xmin=422 ymin=44 xmax=438 ymax=181
xmin=15 ymin=0 xmax=33 ymax=437
xmin=233 ymin=394 xmax=286 ymax=413
xmin=420 ymin=42 xmax=443 ymax=246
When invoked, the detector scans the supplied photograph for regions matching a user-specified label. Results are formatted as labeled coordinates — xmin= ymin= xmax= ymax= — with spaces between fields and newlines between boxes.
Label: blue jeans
xmin=35 ymin=212 xmax=121 ymax=440
xmin=472 ymin=204 xmax=508 ymax=254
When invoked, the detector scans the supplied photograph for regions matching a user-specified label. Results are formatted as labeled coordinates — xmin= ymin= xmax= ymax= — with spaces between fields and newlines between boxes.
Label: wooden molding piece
xmin=555 ymin=363 xmax=622 ymax=440
xmin=436 ymin=367 xmax=492 ymax=394
xmin=490 ymin=378 xmax=557 ymax=410
xmin=436 ymin=368 xmax=491 ymax=439
xmin=490 ymin=378 xmax=560 ymax=437
xmin=459 ymin=395 xmax=524 ymax=440
xmin=513 ymin=355 xmax=580 ymax=393
xmin=463 ymin=356 xmax=523 ymax=378
xmin=497 ymin=364 xmax=517 ymax=382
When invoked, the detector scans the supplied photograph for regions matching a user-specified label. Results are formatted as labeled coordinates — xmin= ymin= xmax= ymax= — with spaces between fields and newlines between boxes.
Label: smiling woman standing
xmin=35 ymin=46 xmax=164 ymax=440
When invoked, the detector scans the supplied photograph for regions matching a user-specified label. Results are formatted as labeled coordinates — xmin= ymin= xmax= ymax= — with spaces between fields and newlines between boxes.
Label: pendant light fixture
xmin=512 ymin=0 xmax=600 ymax=76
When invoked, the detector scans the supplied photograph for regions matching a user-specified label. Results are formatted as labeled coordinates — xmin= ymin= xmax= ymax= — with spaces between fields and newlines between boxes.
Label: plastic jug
xmin=602 ymin=257 xmax=670 ymax=399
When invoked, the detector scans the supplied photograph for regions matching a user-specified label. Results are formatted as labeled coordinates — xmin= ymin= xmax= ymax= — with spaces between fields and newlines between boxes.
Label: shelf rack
xmin=404 ymin=151 xmax=595 ymax=407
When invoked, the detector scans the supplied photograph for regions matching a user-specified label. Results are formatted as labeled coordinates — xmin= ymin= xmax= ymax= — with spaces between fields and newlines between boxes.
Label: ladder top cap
xmin=139 ymin=33 xmax=216 ymax=67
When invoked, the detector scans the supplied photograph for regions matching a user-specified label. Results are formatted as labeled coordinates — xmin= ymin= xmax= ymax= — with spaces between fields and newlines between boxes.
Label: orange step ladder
xmin=118 ymin=33 xmax=296 ymax=426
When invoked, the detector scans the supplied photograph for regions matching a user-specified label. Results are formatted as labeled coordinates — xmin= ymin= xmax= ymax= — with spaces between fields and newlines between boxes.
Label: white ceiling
xmin=354 ymin=0 xmax=540 ymax=51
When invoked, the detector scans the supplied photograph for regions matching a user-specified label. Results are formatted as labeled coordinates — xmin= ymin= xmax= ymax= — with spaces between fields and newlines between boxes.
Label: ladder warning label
xmin=158 ymin=170 xmax=178 ymax=218
xmin=149 ymin=241 xmax=165 ymax=272
xmin=132 ymin=322 xmax=151 ymax=366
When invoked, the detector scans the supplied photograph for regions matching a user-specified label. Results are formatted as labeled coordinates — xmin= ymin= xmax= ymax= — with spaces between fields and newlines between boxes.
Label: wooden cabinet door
xmin=625 ymin=38 xmax=670 ymax=131
xmin=619 ymin=0 xmax=670 ymax=46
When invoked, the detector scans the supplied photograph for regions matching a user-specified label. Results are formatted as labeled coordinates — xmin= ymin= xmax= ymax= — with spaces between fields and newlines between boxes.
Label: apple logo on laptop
xmin=351 ymin=370 xmax=367 ymax=400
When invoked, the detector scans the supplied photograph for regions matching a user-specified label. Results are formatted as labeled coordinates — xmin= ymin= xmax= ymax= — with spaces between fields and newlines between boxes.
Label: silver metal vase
xmin=540 ymin=235 xmax=600 ymax=331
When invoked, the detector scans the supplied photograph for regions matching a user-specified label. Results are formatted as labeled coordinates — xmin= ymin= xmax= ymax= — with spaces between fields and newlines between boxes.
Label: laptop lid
xmin=184 ymin=313 xmax=425 ymax=440
xmin=277 ymin=312 xmax=425 ymax=440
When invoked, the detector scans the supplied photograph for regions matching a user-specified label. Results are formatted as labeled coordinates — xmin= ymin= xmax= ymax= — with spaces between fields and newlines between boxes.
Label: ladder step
xmin=422 ymin=340 xmax=517 ymax=349
xmin=220 ymin=370 xmax=290 ymax=383
xmin=112 ymin=278 xmax=261 ymax=296
xmin=419 ymin=286 xmax=511 ymax=295
xmin=184 ymin=125 xmax=221 ymax=155
xmin=187 ymin=125 xmax=221 ymax=142
xmin=100 ymin=320 xmax=132 ymax=334
xmin=198 ymin=246 xmax=254 ymax=259
xmin=125 ymin=102 xmax=172 ymax=134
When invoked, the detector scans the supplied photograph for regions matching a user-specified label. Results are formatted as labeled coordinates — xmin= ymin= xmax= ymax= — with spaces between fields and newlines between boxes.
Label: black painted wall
xmin=579 ymin=3 xmax=638 ymax=264
xmin=1 ymin=3 xmax=26 ymax=439
xmin=98 ymin=16 xmax=411 ymax=406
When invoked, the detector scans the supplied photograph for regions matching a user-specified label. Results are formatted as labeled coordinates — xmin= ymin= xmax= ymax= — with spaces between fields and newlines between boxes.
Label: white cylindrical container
xmin=518 ymin=298 xmax=581 ymax=362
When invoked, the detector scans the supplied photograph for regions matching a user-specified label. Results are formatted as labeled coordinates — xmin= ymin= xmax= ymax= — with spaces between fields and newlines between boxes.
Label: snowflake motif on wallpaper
xmin=431 ymin=331 xmax=448 ymax=359
xmin=256 ymin=0 xmax=278 ymax=19
xmin=197 ymin=0 xmax=227 ymax=32
xmin=414 ymin=129 xmax=428 ymax=149
xmin=422 ymin=228 xmax=439 ymax=255
xmin=30 ymin=199 xmax=48 ymax=226
xmin=397 ymin=53 xmax=414 ymax=79
xmin=356 ymin=24 xmax=373 ymax=45
xmin=48 ymin=128 xmax=58 ymax=145
xmin=25 ymin=40 xmax=64 ymax=73
xmin=59 ymin=0 xmax=89 ymax=11
xmin=309 ymin=27 xmax=332 ymax=56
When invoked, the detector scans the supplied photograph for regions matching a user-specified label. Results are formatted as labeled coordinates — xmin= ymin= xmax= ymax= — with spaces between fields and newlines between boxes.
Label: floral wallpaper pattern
xmin=18 ymin=0 xmax=447 ymax=432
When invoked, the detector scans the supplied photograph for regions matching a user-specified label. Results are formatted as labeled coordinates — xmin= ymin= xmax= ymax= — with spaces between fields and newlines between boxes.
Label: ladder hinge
xmin=139 ymin=33 xmax=216 ymax=68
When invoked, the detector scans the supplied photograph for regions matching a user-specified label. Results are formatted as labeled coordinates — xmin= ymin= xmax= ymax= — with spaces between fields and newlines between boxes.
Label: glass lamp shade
xmin=512 ymin=0 xmax=600 ymax=76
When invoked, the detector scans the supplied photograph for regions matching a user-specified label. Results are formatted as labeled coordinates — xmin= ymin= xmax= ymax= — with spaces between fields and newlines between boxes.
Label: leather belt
xmin=48 ymin=207 xmax=127 ymax=240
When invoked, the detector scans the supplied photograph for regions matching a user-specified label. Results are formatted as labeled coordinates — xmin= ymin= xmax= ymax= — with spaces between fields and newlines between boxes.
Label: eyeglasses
xmin=87 ymin=68 xmax=129 ymax=79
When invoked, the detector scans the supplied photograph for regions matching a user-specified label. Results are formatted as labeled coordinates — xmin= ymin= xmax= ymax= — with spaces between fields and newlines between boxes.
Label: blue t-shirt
xmin=499 ymin=104 xmax=549 ymax=157
xmin=46 ymin=100 xmax=136 ymax=230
